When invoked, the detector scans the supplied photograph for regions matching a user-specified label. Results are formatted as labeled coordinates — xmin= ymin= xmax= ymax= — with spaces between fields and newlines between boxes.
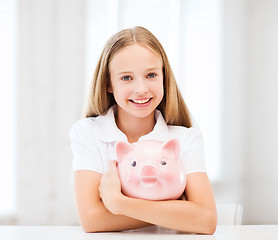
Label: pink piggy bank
xmin=116 ymin=139 xmax=186 ymax=200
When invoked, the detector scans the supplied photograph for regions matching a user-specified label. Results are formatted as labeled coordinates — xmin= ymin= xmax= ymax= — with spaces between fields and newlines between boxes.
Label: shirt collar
xmin=94 ymin=105 xmax=127 ymax=142
xmin=93 ymin=106 xmax=169 ymax=143
xmin=138 ymin=110 xmax=168 ymax=142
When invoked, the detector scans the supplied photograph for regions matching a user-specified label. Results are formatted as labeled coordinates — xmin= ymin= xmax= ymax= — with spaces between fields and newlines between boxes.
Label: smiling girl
xmin=69 ymin=26 xmax=217 ymax=234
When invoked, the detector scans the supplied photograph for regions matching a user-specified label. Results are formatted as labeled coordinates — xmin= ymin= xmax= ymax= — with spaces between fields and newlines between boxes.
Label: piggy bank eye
xmin=131 ymin=161 xmax=137 ymax=167
xmin=161 ymin=160 xmax=167 ymax=165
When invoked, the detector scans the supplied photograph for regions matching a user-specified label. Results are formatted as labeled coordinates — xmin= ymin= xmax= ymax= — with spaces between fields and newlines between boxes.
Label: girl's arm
xmin=100 ymin=161 xmax=217 ymax=234
xmin=74 ymin=170 xmax=151 ymax=232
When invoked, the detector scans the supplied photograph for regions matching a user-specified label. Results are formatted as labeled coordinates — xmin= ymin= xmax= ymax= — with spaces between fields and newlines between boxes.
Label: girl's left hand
xmin=99 ymin=160 xmax=123 ymax=214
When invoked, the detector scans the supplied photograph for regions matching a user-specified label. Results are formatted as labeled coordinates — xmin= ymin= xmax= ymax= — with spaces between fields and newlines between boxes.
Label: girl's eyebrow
xmin=146 ymin=66 xmax=161 ymax=71
xmin=117 ymin=71 xmax=133 ymax=75
xmin=117 ymin=67 xmax=161 ymax=75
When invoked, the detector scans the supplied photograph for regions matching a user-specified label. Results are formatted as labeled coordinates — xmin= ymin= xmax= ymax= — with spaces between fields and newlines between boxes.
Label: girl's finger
xmin=109 ymin=160 xmax=118 ymax=172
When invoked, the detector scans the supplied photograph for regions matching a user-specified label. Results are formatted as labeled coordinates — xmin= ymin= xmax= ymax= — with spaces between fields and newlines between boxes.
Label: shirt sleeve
xmin=69 ymin=118 xmax=104 ymax=174
xmin=179 ymin=127 xmax=207 ymax=174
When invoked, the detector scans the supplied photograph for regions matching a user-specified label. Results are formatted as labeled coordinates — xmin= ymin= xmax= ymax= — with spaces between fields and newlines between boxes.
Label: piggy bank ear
xmin=116 ymin=141 xmax=134 ymax=162
xmin=162 ymin=139 xmax=180 ymax=160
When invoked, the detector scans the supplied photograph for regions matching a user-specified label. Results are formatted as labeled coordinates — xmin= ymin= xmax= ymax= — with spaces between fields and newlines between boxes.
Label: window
xmin=180 ymin=0 xmax=222 ymax=181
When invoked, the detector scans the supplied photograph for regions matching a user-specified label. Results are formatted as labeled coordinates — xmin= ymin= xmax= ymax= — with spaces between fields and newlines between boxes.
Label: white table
xmin=0 ymin=225 xmax=278 ymax=240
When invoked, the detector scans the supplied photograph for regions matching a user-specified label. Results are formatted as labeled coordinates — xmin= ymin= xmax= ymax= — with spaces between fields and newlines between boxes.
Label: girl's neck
xmin=115 ymin=109 xmax=156 ymax=143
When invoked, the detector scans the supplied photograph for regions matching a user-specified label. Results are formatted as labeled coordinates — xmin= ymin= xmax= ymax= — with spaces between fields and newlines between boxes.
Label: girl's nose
xmin=135 ymin=78 xmax=148 ymax=94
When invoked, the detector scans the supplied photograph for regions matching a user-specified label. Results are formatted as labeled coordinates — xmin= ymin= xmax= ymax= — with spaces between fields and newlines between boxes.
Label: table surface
xmin=0 ymin=225 xmax=278 ymax=240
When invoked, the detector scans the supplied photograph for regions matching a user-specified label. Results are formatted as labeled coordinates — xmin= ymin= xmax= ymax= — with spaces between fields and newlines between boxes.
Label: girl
xmin=69 ymin=26 xmax=217 ymax=234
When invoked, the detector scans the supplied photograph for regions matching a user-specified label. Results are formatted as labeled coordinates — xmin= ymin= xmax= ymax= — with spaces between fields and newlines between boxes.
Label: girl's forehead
xmin=109 ymin=44 xmax=163 ymax=71
xmin=117 ymin=44 xmax=161 ymax=57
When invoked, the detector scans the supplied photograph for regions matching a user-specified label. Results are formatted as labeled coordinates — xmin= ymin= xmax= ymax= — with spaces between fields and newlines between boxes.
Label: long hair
xmin=84 ymin=26 xmax=192 ymax=128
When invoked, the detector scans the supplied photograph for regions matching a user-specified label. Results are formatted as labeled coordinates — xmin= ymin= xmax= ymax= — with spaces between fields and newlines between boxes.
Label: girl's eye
xmin=131 ymin=161 xmax=137 ymax=167
xmin=147 ymin=73 xmax=156 ymax=78
xmin=121 ymin=75 xmax=132 ymax=81
xmin=161 ymin=160 xmax=167 ymax=165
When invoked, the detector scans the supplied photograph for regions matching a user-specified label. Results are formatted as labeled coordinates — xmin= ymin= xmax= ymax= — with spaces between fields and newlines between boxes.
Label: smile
xmin=130 ymin=98 xmax=152 ymax=104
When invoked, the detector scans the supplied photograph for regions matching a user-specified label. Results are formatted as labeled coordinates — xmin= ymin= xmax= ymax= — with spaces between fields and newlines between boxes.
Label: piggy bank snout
xmin=141 ymin=165 xmax=157 ymax=177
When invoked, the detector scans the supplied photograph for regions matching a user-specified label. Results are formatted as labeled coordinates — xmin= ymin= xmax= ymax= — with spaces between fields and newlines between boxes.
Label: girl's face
xmin=108 ymin=44 xmax=164 ymax=120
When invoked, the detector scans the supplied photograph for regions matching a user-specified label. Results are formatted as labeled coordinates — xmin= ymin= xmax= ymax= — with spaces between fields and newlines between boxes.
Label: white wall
xmin=0 ymin=0 xmax=17 ymax=217
xmin=216 ymin=0 xmax=278 ymax=224
xmin=241 ymin=0 xmax=278 ymax=224
xmin=16 ymin=0 xmax=85 ymax=225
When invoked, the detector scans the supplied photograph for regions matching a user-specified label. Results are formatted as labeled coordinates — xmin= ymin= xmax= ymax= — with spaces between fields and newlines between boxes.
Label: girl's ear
xmin=116 ymin=141 xmax=134 ymax=162
xmin=162 ymin=139 xmax=180 ymax=160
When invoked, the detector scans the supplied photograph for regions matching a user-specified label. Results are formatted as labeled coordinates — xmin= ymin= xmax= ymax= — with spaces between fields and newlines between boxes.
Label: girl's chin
xmin=120 ymin=107 xmax=155 ymax=119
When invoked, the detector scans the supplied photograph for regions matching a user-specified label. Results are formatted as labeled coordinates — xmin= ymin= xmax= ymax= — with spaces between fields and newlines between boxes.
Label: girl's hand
xmin=99 ymin=160 xmax=124 ymax=214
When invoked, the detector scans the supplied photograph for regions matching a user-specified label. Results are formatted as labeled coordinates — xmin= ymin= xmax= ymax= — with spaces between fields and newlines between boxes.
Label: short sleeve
xmin=69 ymin=119 xmax=104 ymax=173
xmin=180 ymin=127 xmax=207 ymax=174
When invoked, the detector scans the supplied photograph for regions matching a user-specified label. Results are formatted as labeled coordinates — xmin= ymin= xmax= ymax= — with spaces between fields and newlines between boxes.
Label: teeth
xmin=132 ymin=98 xmax=150 ymax=104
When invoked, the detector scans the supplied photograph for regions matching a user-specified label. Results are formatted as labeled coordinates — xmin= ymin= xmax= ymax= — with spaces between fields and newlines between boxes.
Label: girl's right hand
xmin=99 ymin=160 xmax=124 ymax=214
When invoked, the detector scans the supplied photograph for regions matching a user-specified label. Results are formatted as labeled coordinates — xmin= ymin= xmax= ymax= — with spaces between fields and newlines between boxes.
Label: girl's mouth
xmin=130 ymin=98 xmax=152 ymax=104
xmin=129 ymin=98 xmax=152 ymax=105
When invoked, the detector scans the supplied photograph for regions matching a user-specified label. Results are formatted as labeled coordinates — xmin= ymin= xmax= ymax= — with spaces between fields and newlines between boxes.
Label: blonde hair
xmin=84 ymin=26 xmax=192 ymax=128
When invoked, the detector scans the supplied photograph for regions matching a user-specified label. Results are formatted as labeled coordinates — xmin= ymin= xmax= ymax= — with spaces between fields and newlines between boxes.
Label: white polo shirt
xmin=69 ymin=106 xmax=206 ymax=175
